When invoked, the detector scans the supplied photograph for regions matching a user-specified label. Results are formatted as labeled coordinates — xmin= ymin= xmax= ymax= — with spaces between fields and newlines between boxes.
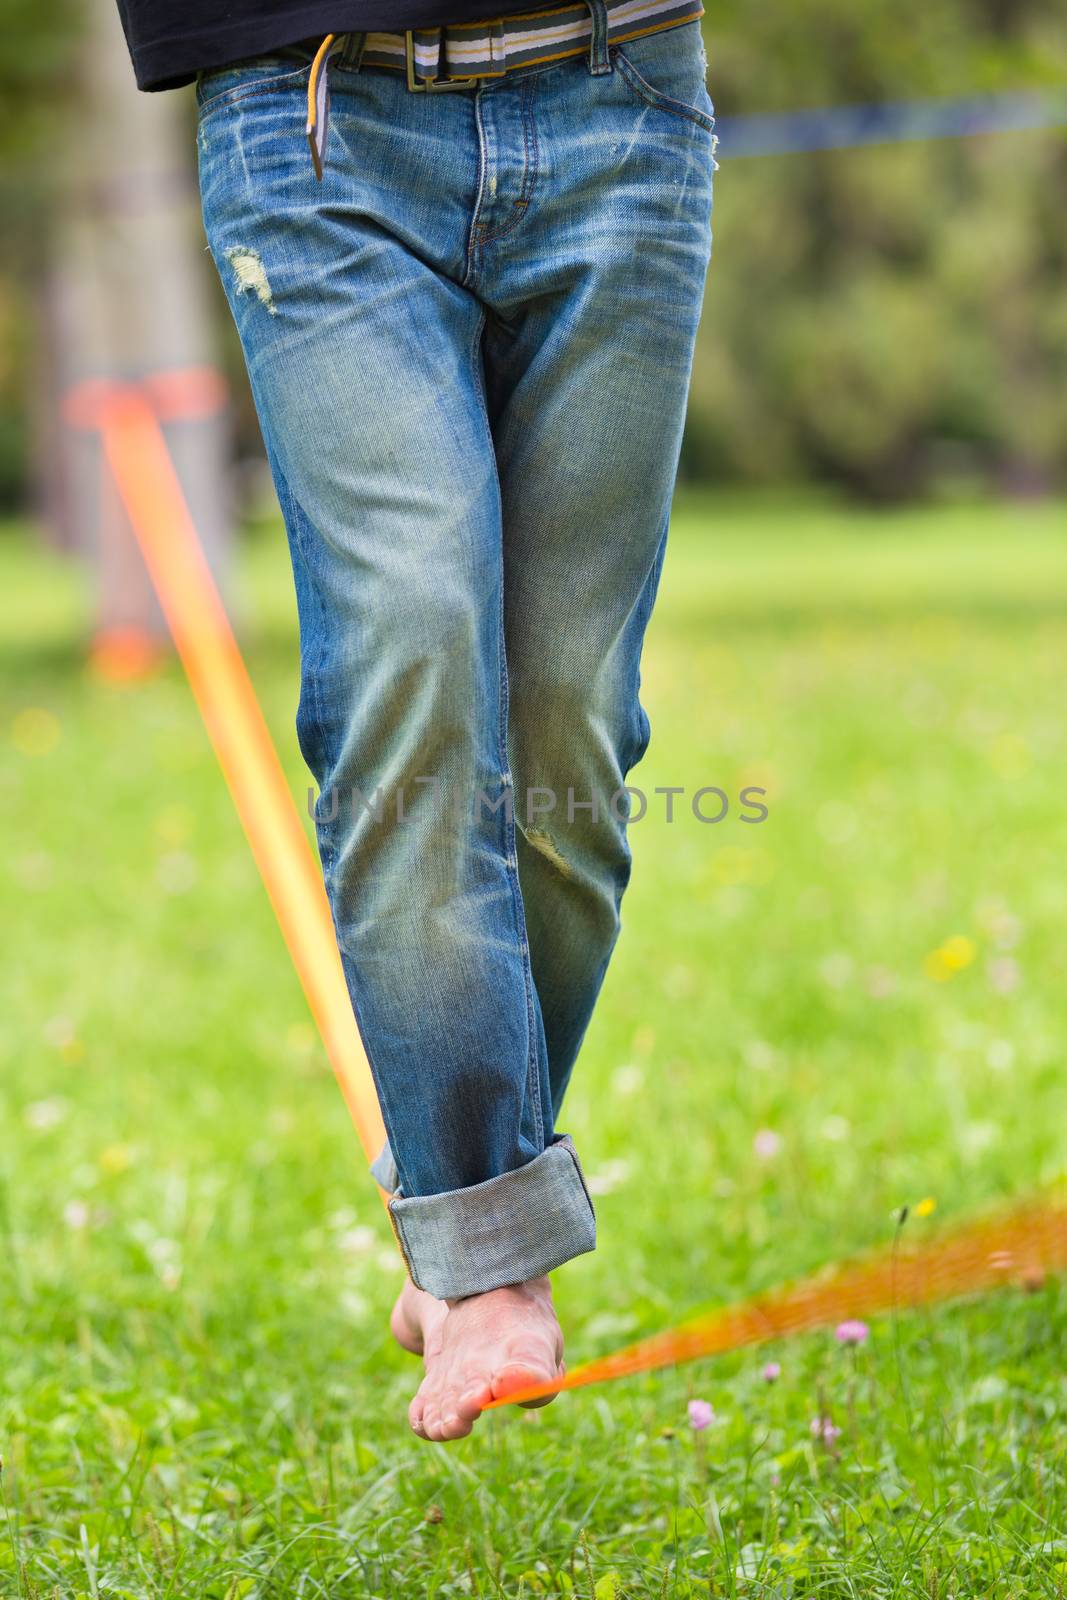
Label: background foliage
xmin=685 ymin=0 xmax=1067 ymax=497
xmin=0 ymin=0 xmax=1064 ymax=503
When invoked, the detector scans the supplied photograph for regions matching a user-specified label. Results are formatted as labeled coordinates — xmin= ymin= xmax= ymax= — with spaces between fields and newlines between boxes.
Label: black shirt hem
xmin=128 ymin=1 xmax=548 ymax=90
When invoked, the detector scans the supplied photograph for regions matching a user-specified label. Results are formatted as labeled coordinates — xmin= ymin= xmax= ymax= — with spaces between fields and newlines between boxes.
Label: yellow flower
xmin=99 ymin=1144 xmax=135 ymax=1175
xmin=154 ymin=804 xmax=194 ymax=846
xmin=924 ymin=935 xmax=976 ymax=982
xmin=941 ymin=936 xmax=975 ymax=970
xmin=914 ymin=1197 xmax=937 ymax=1218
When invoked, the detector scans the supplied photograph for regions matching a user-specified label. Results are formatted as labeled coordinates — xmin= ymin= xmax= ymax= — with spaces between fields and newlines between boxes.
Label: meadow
xmin=3 ymin=492 xmax=1067 ymax=1597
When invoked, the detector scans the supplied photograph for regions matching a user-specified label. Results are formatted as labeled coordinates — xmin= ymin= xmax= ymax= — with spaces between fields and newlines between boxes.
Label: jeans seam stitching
xmin=387 ymin=1204 xmax=418 ymax=1284
xmin=466 ymin=304 xmax=545 ymax=1152
xmin=472 ymin=76 xmax=541 ymax=249
xmin=268 ymin=466 xmax=414 ymax=1201
xmin=613 ymin=46 xmax=715 ymax=131
xmin=464 ymin=93 xmax=490 ymax=286
xmin=196 ymin=66 xmax=310 ymax=121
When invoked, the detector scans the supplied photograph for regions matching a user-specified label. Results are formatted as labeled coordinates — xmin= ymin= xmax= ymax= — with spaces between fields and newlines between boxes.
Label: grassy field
xmin=3 ymin=492 xmax=1067 ymax=1598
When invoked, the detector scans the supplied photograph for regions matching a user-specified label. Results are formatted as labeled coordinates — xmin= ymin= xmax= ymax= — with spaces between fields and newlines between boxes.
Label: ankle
xmin=445 ymin=1275 xmax=553 ymax=1312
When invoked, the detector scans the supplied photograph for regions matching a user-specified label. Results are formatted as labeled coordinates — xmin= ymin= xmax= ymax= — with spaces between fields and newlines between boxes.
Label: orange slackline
xmin=78 ymin=380 xmax=1066 ymax=1410
xmin=83 ymin=382 xmax=387 ymax=1169
xmin=486 ymin=1197 xmax=1067 ymax=1407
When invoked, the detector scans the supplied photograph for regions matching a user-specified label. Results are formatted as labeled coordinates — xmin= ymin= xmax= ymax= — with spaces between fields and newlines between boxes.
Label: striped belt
xmin=306 ymin=0 xmax=705 ymax=178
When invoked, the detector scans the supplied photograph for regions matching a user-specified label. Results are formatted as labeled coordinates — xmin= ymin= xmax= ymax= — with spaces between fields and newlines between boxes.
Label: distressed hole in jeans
xmin=225 ymin=245 xmax=277 ymax=314
xmin=526 ymin=828 xmax=573 ymax=879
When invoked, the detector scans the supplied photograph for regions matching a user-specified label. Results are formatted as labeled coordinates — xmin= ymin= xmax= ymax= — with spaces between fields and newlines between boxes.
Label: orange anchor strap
xmin=93 ymin=384 xmax=387 ymax=1170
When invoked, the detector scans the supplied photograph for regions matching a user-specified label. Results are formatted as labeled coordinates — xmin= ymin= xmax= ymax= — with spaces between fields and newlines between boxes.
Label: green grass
xmin=3 ymin=492 xmax=1067 ymax=1598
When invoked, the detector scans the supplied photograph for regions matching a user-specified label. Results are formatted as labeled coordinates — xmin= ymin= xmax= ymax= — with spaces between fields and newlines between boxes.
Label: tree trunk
xmin=49 ymin=0 xmax=231 ymax=665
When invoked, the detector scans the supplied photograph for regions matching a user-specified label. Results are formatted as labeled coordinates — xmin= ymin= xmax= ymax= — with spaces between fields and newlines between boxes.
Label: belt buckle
xmin=405 ymin=31 xmax=482 ymax=92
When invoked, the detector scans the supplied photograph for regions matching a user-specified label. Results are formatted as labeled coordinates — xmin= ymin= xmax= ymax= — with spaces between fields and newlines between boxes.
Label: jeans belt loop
xmin=583 ymin=0 xmax=613 ymax=76
xmin=337 ymin=30 xmax=367 ymax=71
xmin=480 ymin=20 xmax=508 ymax=79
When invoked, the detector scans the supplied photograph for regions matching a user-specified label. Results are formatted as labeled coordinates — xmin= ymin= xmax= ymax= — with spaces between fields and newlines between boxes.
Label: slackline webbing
xmin=716 ymin=89 xmax=1067 ymax=158
xmin=486 ymin=1197 xmax=1067 ymax=1406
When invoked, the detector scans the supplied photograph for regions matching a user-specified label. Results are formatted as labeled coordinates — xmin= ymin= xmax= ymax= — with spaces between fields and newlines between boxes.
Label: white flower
xmin=745 ymin=1039 xmax=777 ymax=1071
xmin=585 ymin=1159 xmax=632 ymax=1196
xmin=817 ymin=803 xmax=857 ymax=844
xmin=753 ymin=1129 xmax=782 ymax=1161
xmin=42 ymin=1016 xmax=75 ymax=1049
xmin=337 ymin=1226 xmax=377 ymax=1256
xmin=986 ymin=1039 xmax=1015 ymax=1072
xmin=156 ymin=851 xmax=198 ymax=894
xmin=818 ymin=953 xmax=853 ymax=990
xmin=610 ymin=1064 xmax=644 ymax=1097
xmin=25 ymin=1098 xmax=67 ymax=1131
xmin=987 ymin=957 xmax=1020 ymax=995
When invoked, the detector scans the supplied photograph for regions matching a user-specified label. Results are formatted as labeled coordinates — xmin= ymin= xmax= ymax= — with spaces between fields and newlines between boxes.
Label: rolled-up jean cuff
xmin=383 ymin=1135 xmax=597 ymax=1300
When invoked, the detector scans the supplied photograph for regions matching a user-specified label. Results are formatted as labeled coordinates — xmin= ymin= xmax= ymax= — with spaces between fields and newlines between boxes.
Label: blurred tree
xmin=0 ymin=0 xmax=80 ymax=506
xmin=47 ymin=0 xmax=233 ymax=661
xmin=0 ymin=0 xmax=232 ymax=658
xmin=682 ymin=0 xmax=1067 ymax=497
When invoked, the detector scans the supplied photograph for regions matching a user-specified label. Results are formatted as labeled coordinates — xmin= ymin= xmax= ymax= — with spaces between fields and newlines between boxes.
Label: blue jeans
xmin=195 ymin=6 xmax=715 ymax=1299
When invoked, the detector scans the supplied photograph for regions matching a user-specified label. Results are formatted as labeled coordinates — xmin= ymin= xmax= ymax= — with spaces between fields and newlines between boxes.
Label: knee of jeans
xmin=519 ymin=801 xmax=632 ymax=899
xmin=299 ymin=590 xmax=487 ymax=770
xmin=509 ymin=670 xmax=642 ymax=793
xmin=510 ymin=668 xmax=600 ymax=740
xmin=312 ymin=727 xmax=495 ymax=938
xmin=515 ymin=776 xmax=634 ymax=914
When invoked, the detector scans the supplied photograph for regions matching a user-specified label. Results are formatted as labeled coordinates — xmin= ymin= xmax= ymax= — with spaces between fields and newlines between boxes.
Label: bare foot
xmin=390 ymin=1277 xmax=447 ymax=1356
xmin=390 ymin=1276 xmax=564 ymax=1442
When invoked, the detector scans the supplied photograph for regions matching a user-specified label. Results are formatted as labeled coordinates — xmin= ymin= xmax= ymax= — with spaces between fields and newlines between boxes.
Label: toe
xmin=456 ymin=1382 xmax=490 ymax=1421
xmin=491 ymin=1363 xmax=561 ymax=1407
xmin=409 ymin=1380 xmax=430 ymax=1436
xmin=519 ymin=1360 xmax=566 ymax=1410
xmin=422 ymin=1405 xmax=443 ymax=1441
xmin=440 ymin=1410 xmax=473 ymax=1440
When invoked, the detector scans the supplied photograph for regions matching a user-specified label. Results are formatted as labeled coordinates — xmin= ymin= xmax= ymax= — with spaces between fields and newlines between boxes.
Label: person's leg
xmin=482 ymin=17 xmax=717 ymax=1113
xmin=194 ymin=48 xmax=592 ymax=1429
xmin=392 ymin=15 xmax=715 ymax=1435
xmin=192 ymin=6 xmax=713 ymax=1441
